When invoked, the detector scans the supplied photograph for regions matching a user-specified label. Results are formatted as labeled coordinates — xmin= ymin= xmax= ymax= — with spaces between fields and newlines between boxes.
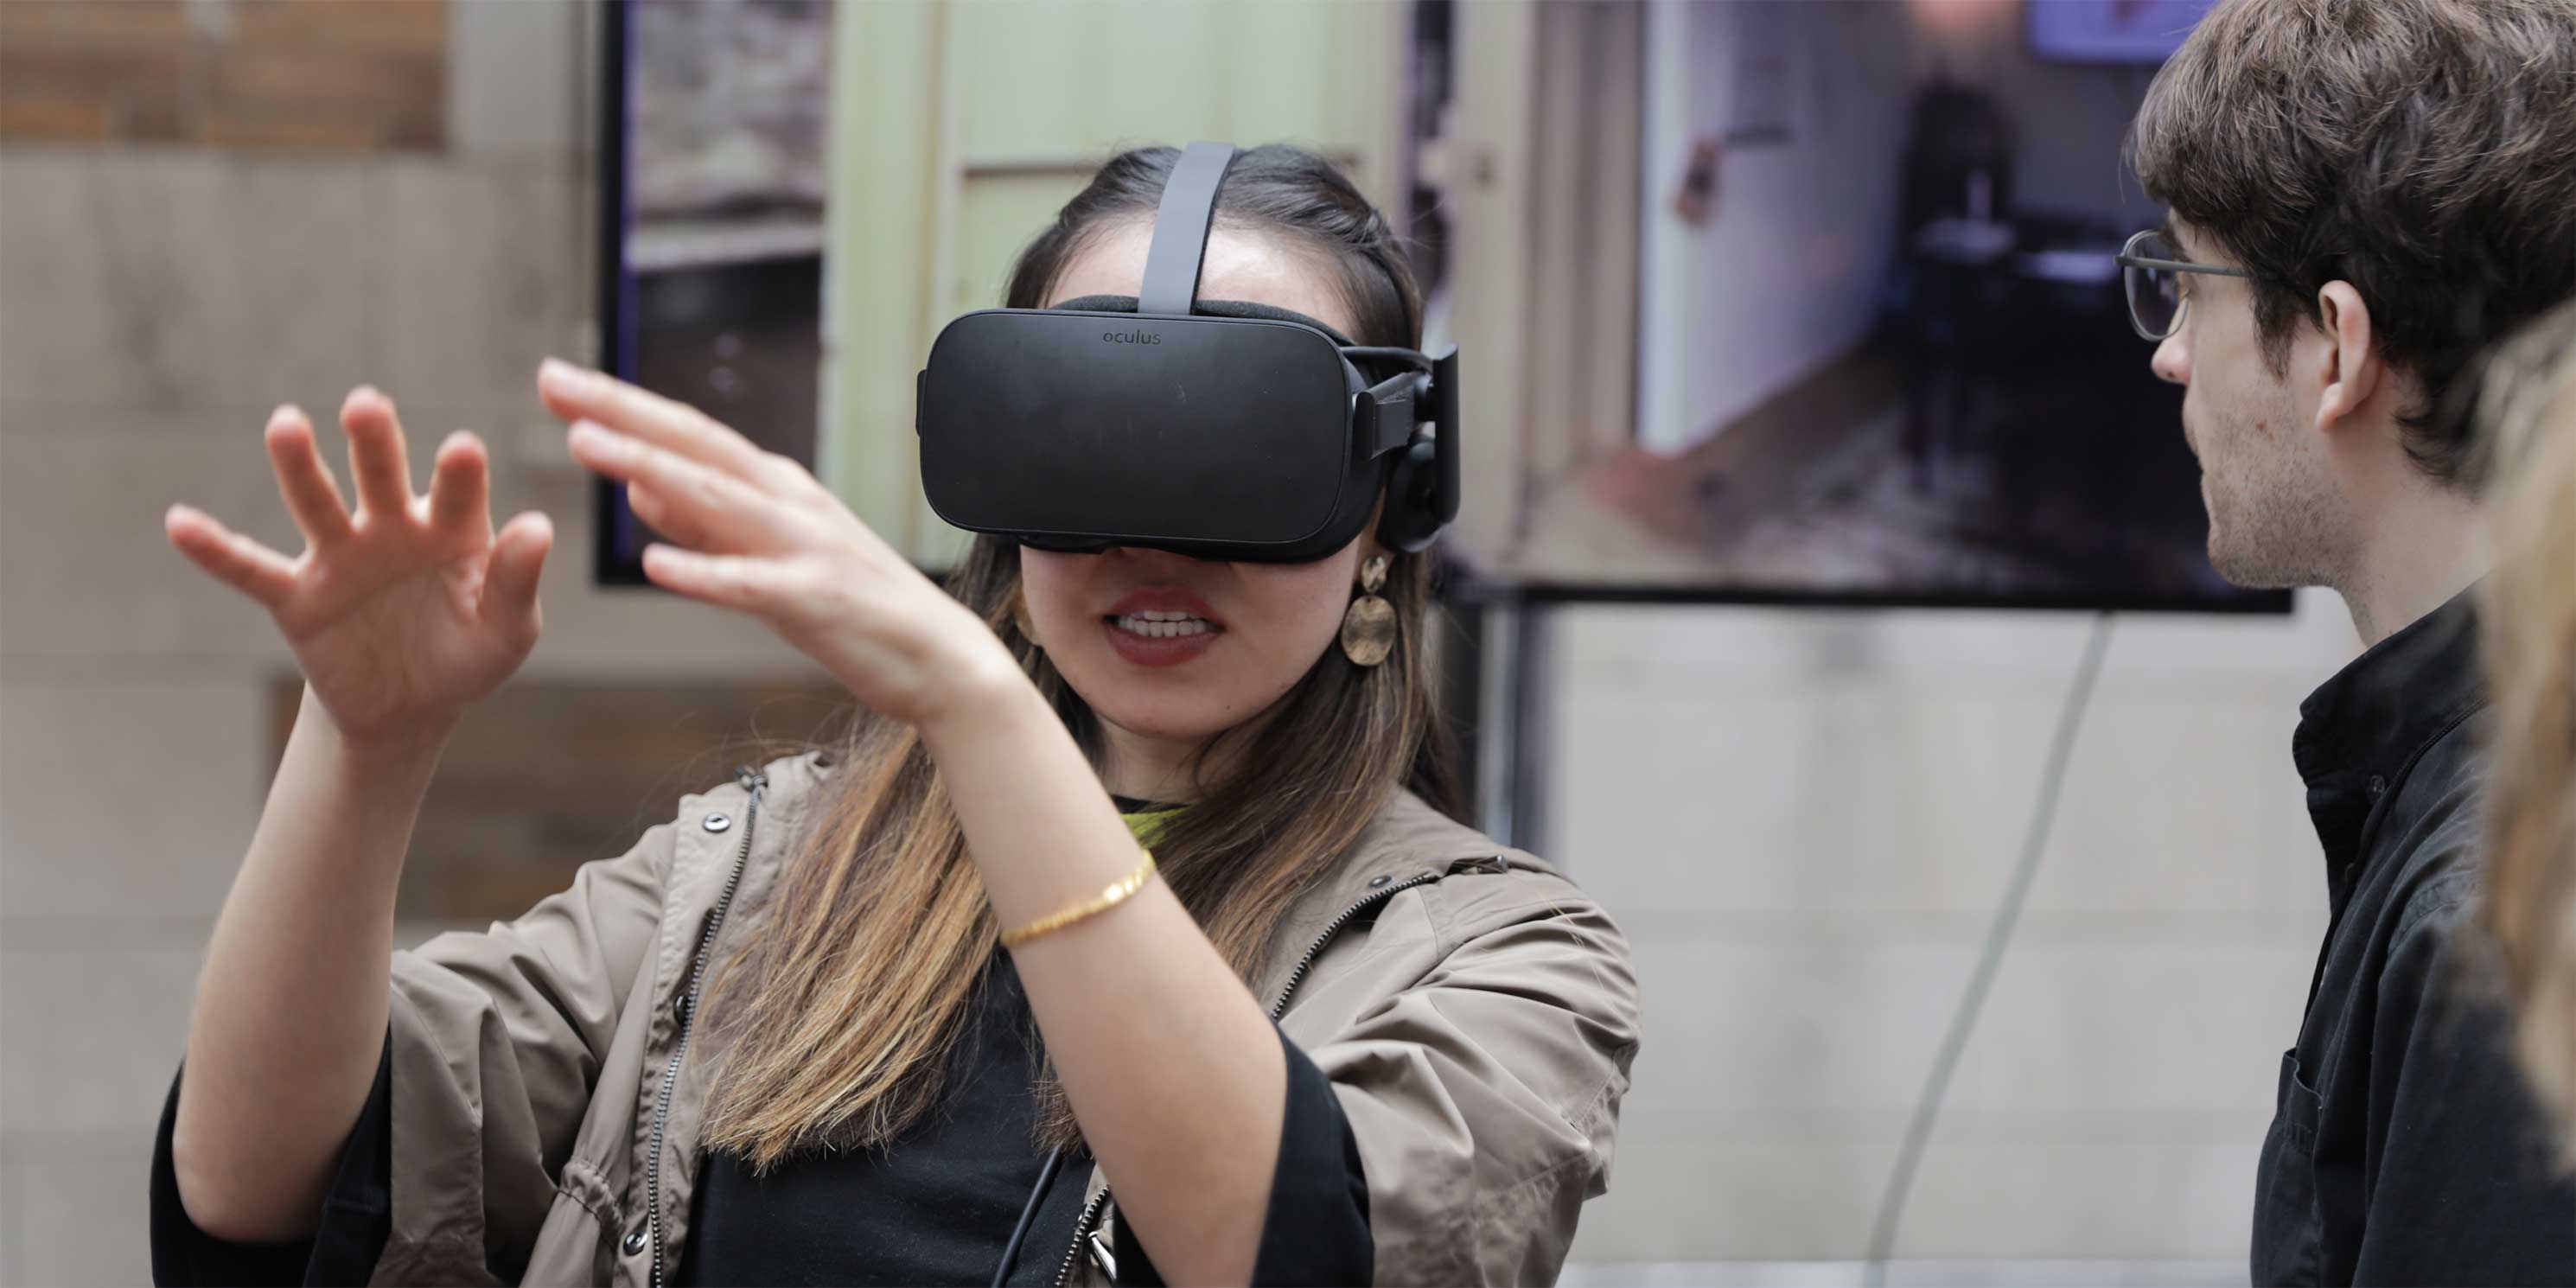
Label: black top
xmin=148 ymin=933 xmax=1372 ymax=1288
xmin=679 ymin=956 xmax=1084 ymax=1286
xmin=2252 ymin=590 xmax=2576 ymax=1285
xmin=150 ymin=1036 xmax=395 ymax=1287
xmin=678 ymin=956 xmax=1373 ymax=1287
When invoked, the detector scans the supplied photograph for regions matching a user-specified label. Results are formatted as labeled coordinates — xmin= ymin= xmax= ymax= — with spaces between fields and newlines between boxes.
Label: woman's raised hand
xmin=539 ymin=359 xmax=1017 ymax=729
xmin=164 ymin=389 xmax=554 ymax=750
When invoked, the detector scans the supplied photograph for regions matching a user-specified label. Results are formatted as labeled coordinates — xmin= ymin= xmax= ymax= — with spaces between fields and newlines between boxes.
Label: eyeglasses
xmin=2114 ymin=229 xmax=2253 ymax=341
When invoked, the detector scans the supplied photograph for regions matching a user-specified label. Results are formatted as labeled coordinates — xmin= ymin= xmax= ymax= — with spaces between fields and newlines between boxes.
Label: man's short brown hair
xmin=2128 ymin=0 xmax=2576 ymax=486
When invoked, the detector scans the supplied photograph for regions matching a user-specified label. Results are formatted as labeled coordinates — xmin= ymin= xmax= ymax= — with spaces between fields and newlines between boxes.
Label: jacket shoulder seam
xmin=1422 ymin=872 xmax=1605 ymax=942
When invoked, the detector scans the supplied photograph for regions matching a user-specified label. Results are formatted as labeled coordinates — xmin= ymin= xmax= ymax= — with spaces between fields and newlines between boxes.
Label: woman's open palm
xmin=164 ymin=388 xmax=553 ymax=747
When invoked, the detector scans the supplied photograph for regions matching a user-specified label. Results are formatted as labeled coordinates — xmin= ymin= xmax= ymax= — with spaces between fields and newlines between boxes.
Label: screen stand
xmin=1458 ymin=593 xmax=1556 ymax=858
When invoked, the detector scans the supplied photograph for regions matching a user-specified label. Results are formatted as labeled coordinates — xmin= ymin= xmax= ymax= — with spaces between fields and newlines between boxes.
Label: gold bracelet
xmin=999 ymin=851 xmax=1158 ymax=949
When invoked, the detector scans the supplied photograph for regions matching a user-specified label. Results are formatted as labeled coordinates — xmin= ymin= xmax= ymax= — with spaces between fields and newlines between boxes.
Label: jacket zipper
xmin=1049 ymin=864 xmax=1478 ymax=1286
xmin=1265 ymin=870 xmax=1450 ymax=1023
xmin=647 ymin=768 xmax=765 ymax=1288
xmin=1050 ymin=1190 xmax=1112 ymax=1288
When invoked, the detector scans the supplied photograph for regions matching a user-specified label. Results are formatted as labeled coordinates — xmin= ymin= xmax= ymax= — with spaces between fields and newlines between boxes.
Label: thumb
xmin=480 ymin=511 xmax=554 ymax=647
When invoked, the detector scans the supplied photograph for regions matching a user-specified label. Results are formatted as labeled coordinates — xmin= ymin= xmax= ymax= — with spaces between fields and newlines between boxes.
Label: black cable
xmin=1863 ymin=611 xmax=2116 ymax=1285
xmin=991 ymin=1145 xmax=1068 ymax=1288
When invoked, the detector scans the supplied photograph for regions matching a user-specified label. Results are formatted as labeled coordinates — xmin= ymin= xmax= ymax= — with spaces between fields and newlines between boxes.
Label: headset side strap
xmin=1430 ymin=346 xmax=1462 ymax=525
xmin=1358 ymin=371 xmax=1423 ymax=458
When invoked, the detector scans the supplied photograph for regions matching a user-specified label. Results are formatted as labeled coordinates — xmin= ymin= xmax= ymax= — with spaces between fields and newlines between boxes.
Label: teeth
xmin=1115 ymin=615 xmax=1214 ymax=639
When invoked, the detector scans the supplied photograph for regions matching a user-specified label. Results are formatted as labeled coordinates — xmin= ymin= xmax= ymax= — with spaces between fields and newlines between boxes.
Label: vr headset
xmin=915 ymin=142 xmax=1460 ymax=563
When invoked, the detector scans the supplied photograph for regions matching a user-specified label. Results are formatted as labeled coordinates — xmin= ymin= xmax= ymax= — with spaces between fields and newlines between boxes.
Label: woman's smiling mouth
xmin=1104 ymin=589 xmax=1225 ymax=666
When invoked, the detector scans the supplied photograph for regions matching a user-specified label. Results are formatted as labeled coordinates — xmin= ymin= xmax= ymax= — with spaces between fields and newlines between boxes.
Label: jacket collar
xmin=1253 ymin=788 xmax=1546 ymax=1006
xmin=2292 ymin=584 xmax=2486 ymax=866
xmin=1310 ymin=788 xmax=1547 ymax=909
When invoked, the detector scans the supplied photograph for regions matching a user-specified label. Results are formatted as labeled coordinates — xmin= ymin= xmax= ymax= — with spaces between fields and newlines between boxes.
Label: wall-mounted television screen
xmin=1470 ymin=0 xmax=2281 ymax=612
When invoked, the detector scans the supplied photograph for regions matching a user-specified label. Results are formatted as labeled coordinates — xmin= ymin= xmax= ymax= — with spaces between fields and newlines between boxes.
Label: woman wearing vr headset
xmin=154 ymin=143 xmax=1639 ymax=1287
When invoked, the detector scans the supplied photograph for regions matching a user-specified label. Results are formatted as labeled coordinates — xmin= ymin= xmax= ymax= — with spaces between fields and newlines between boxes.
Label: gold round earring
xmin=1339 ymin=555 xmax=1396 ymax=667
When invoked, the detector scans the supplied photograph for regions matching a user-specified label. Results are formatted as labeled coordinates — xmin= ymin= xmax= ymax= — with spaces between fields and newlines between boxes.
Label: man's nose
xmin=2151 ymin=330 xmax=2190 ymax=386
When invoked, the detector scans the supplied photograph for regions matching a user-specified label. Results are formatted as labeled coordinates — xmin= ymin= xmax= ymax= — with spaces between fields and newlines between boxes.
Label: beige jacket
xmin=364 ymin=752 xmax=1640 ymax=1286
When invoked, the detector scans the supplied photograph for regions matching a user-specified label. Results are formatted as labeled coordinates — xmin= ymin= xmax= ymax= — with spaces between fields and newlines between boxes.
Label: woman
xmin=2476 ymin=296 xmax=2576 ymax=1161
xmin=150 ymin=143 xmax=1640 ymax=1286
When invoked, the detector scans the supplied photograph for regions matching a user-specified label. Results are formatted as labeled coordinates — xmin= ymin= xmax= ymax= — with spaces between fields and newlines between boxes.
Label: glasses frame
xmin=2114 ymin=228 xmax=2254 ymax=341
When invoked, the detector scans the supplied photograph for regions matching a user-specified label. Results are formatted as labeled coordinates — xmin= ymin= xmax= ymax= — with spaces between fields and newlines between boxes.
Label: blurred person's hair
xmin=2127 ymin=0 xmax=2576 ymax=487
xmin=2471 ymin=297 xmax=2576 ymax=1161
xmin=694 ymin=144 xmax=1461 ymax=1168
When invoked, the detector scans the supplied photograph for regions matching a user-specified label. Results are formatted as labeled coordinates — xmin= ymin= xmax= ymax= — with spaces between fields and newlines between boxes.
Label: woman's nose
xmin=1102 ymin=545 xmax=1209 ymax=573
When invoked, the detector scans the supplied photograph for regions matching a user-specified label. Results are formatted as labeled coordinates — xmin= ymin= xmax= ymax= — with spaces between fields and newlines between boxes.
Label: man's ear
xmin=2311 ymin=281 xmax=2387 ymax=437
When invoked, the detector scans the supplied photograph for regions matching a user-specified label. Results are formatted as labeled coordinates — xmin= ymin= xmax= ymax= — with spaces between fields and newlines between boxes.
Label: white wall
xmin=1553 ymin=595 xmax=2356 ymax=1263
xmin=1637 ymin=0 xmax=1915 ymax=454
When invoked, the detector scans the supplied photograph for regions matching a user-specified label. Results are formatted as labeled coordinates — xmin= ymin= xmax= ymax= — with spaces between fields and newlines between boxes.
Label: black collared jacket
xmin=2254 ymin=590 xmax=2576 ymax=1285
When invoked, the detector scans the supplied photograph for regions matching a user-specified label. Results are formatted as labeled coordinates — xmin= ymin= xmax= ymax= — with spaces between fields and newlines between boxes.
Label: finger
xmin=427 ymin=430 xmax=491 ymax=535
xmin=339 ymin=386 xmax=415 ymax=520
xmin=567 ymin=420 xmax=787 ymax=552
xmin=640 ymin=543 xmax=789 ymax=614
xmin=620 ymin=480 xmax=727 ymax=556
xmin=165 ymin=504 xmax=296 ymax=608
xmin=479 ymin=511 xmax=552 ymax=647
xmin=539 ymin=358 xmax=784 ymax=486
xmin=262 ymin=405 xmax=353 ymax=546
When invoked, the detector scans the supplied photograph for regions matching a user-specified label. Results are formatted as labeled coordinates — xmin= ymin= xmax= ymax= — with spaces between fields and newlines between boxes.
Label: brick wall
xmin=0 ymin=0 xmax=446 ymax=151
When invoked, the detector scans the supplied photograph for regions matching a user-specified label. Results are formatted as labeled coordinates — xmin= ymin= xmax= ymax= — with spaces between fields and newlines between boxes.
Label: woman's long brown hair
xmin=2473 ymin=296 xmax=2576 ymax=1162
xmin=698 ymin=145 xmax=1462 ymax=1167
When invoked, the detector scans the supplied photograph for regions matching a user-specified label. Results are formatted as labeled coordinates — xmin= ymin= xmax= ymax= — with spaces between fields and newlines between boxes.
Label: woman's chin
xmin=1050 ymin=641 xmax=1308 ymax=753
xmin=1088 ymin=698 xmax=1241 ymax=748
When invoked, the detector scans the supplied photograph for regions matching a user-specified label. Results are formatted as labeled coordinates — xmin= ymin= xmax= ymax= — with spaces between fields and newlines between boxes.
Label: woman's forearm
xmin=171 ymin=685 xmax=444 ymax=1242
xmin=921 ymin=674 xmax=1285 ymax=1286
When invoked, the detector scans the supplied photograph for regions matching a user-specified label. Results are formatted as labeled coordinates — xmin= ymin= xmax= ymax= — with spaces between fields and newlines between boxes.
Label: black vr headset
xmin=915 ymin=142 xmax=1460 ymax=563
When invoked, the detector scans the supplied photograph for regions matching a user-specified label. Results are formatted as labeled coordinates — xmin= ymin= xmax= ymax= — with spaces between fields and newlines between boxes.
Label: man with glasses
xmin=2120 ymin=0 xmax=2576 ymax=1282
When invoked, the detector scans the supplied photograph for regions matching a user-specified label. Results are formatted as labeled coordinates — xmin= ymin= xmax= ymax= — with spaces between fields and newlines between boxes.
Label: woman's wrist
xmin=913 ymin=641 xmax=1051 ymax=751
xmin=302 ymin=685 xmax=455 ymax=775
xmin=250 ymin=687 xmax=444 ymax=893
